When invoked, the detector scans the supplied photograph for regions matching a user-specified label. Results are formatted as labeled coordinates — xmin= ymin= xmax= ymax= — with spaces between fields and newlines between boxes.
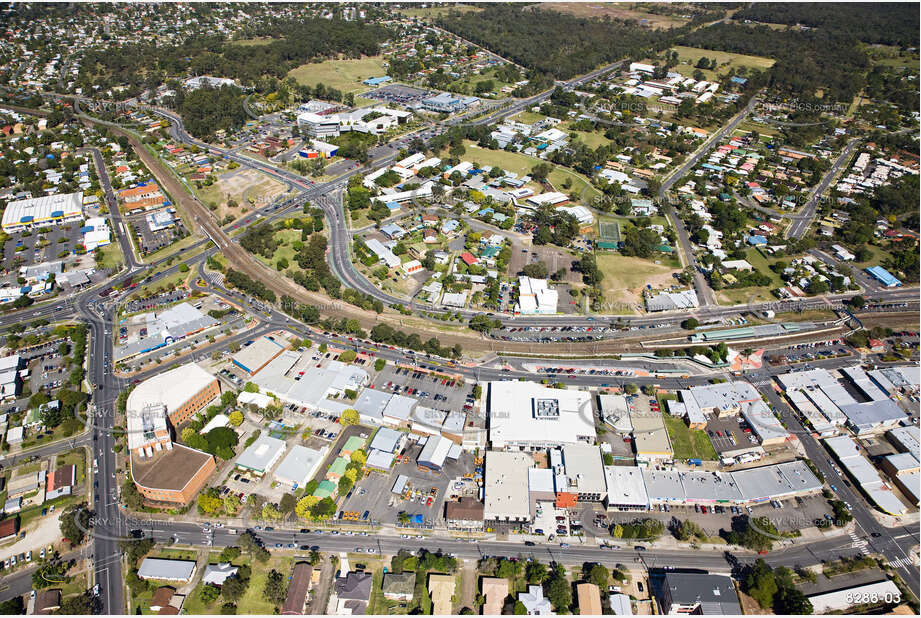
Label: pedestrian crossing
xmin=849 ymin=531 xmax=870 ymax=555
xmin=750 ymin=379 xmax=772 ymax=387
xmin=207 ymin=272 xmax=225 ymax=287
xmin=887 ymin=557 xmax=913 ymax=569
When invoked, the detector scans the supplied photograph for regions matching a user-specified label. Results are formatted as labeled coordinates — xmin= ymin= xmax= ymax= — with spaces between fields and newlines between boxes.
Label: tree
xmin=526 ymin=561 xmax=548 ymax=585
xmin=296 ymin=496 xmax=319 ymax=519
xmin=340 ymin=408 xmax=360 ymax=426
xmin=198 ymin=493 xmax=224 ymax=515
xmin=0 ymin=597 xmax=23 ymax=615
xmin=279 ymin=493 xmax=297 ymax=516
xmin=122 ymin=480 xmax=145 ymax=510
xmin=848 ymin=295 xmax=866 ymax=310
xmin=220 ymin=546 xmax=242 ymax=563
xmin=586 ymin=564 xmax=610 ymax=590
xmin=199 ymin=584 xmax=221 ymax=604
xmin=338 ymin=349 xmax=357 ymax=363
xmin=59 ymin=594 xmax=94 ymax=615
xmin=513 ymin=601 xmax=528 ymax=614
xmin=228 ymin=410 xmax=244 ymax=426
xmin=263 ymin=569 xmax=289 ymax=607
xmin=374 ymin=358 xmax=386 ymax=372
xmin=681 ymin=317 xmax=700 ymax=330
xmin=350 ymin=450 xmax=367 ymax=466
xmin=544 ymin=566 xmax=571 ymax=611
xmin=243 ymin=382 xmax=259 ymax=393
xmin=221 ymin=575 xmax=249 ymax=603
xmin=521 ymin=261 xmax=548 ymax=279
xmin=262 ymin=503 xmax=281 ymax=521
xmin=60 ymin=503 xmax=91 ymax=545
xmin=224 ymin=494 xmax=241 ymax=514
xmin=32 ymin=562 xmax=69 ymax=590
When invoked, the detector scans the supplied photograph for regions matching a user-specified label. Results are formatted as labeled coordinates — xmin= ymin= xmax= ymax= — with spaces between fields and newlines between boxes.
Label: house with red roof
xmin=459 ymin=252 xmax=478 ymax=266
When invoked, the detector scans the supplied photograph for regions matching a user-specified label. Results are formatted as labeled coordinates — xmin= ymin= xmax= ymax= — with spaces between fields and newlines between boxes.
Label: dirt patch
xmin=532 ymin=3 xmax=691 ymax=29
xmin=199 ymin=168 xmax=288 ymax=223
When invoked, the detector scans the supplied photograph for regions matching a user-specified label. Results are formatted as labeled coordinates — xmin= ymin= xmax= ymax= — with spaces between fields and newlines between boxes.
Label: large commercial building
xmin=483 ymin=451 xmax=534 ymax=523
xmin=126 ymin=362 xmax=220 ymax=428
xmin=251 ymin=352 xmax=368 ymax=413
xmin=231 ymin=336 xmax=286 ymax=375
xmin=824 ymin=436 xmax=907 ymax=515
xmin=130 ymin=443 xmax=216 ymax=506
xmin=1 ymin=191 xmax=83 ymax=232
xmin=487 ymin=381 xmax=595 ymax=450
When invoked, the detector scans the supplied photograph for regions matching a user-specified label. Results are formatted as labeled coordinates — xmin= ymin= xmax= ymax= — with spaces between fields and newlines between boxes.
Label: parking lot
xmin=364 ymin=84 xmax=430 ymax=105
xmin=338 ymin=439 xmax=474 ymax=529
xmin=27 ymin=350 xmax=69 ymax=395
xmin=705 ymin=416 xmax=759 ymax=454
xmin=1 ymin=224 xmax=84 ymax=274
xmin=602 ymin=491 xmax=836 ymax=536
xmin=126 ymin=210 xmax=188 ymax=255
xmin=370 ymin=364 xmax=474 ymax=416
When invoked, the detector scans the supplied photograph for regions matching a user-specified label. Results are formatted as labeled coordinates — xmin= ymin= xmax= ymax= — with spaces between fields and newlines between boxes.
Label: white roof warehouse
xmin=2 ymin=191 xmax=84 ymax=232
xmin=487 ymin=381 xmax=595 ymax=450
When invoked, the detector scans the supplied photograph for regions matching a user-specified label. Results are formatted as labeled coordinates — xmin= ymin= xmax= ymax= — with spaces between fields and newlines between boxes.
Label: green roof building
xmin=313 ymin=480 xmax=337 ymax=499
xmin=327 ymin=456 xmax=350 ymax=479
xmin=341 ymin=436 xmax=365 ymax=455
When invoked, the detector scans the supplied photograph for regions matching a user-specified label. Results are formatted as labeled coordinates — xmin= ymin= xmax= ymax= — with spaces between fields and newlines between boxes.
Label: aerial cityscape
xmin=0 ymin=1 xmax=917 ymax=616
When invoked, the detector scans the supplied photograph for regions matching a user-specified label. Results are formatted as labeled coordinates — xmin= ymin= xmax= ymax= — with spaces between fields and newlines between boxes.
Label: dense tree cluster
xmin=173 ymin=85 xmax=248 ymax=141
xmin=225 ymin=269 xmax=276 ymax=303
xmin=732 ymin=3 xmax=919 ymax=47
xmin=78 ymin=17 xmax=389 ymax=95
xmin=680 ymin=22 xmax=870 ymax=103
xmin=369 ymin=323 xmax=461 ymax=359
xmin=742 ymin=559 xmax=814 ymax=615
xmin=437 ymin=5 xmax=671 ymax=79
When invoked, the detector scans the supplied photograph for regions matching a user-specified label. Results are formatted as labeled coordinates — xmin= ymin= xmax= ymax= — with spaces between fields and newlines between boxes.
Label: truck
xmin=687 ymin=458 xmax=703 ymax=467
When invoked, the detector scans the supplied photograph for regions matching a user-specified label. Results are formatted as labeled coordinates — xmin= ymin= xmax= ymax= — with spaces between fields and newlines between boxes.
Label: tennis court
xmin=599 ymin=220 xmax=622 ymax=243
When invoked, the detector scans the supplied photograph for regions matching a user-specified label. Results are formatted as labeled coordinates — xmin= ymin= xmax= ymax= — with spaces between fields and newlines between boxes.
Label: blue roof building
xmin=865 ymin=265 xmax=902 ymax=288
xmin=747 ymin=235 xmax=767 ymax=246
xmin=363 ymin=76 xmax=392 ymax=86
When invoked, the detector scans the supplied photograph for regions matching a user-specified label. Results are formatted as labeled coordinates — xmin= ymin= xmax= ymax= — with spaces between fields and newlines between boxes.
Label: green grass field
xmin=288 ymin=56 xmax=387 ymax=95
xmin=664 ymin=415 xmax=718 ymax=460
xmin=182 ymin=556 xmax=295 ymax=615
xmin=95 ymin=241 xmax=124 ymax=270
xmin=458 ymin=142 xmax=601 ymax=201
xmin=667 ymin=45 xmax=775 ymax=81
xmin=511 ymin=111 xmax=546 ymax=125
xmin=445 ymin=66 xmax=516 ymax=99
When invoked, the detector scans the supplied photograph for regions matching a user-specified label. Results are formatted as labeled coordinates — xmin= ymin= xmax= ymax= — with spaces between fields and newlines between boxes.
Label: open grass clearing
xmin=230 ymin=37 xmax=277 ymax=47
xmin=664 ymin=414 xmax=718 ymax=461
xmin=182 ymin=555 xmax=295 ymax=615
xmin=95 ymin=241 xmax=124 ymax=270
xmin=511 ymin=111 xmax=547 ymax=125
xmin=534 ymin=2 xmax=690 ymax=29
xmin=456 ymin=142 xmax=601 ymax=201
xmin=666 ymin=45 xmax=775 ymax=81
xmin=397 ymin=4 xmax=482 ymax=19
xmin=596 ymin=254 xmax=680 ymax=310
xmin=288 ymin=55 xmax=387 ymax=95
